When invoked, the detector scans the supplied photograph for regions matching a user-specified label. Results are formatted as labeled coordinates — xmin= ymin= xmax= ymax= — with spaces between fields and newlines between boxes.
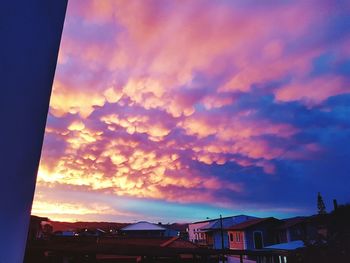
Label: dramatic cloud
xmin=33 ymin=0 xmax=350 ymax=222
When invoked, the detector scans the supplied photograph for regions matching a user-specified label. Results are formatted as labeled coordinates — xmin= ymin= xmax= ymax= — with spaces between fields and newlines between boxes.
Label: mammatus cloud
xmin=33 ymin=0 xmax=350 ymax=222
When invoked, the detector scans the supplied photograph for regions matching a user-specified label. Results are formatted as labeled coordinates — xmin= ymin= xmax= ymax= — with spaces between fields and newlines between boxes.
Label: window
xmin=236 ymin=232 xmax=241 ymax=242
xmin=279 ymin=256 xmax=288 ymax=263
xmin=253 ymin=231 xmax=263 ymax=249
xmin=230 ymin=233 xmax=233 ymax=242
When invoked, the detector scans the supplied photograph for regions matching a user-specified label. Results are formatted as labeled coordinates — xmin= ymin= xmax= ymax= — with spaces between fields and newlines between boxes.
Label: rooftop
xmin=228 ymin=217 xmax=279 ymax=231
xmin=276 ymin=217 xmax=308 ymax=230
xmin=199 ymin=215 xmax=259 ymax=231
xmin=191 ymin=214 xmax=254 ymax=224
xmin=121 ymin=221 xmax=166 ymax=231
xmin=264 ymin=240 xmax=305 ymax=251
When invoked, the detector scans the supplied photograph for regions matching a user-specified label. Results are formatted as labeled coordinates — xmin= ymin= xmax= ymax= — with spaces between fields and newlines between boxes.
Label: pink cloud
xmin=55 ymin=0 xmax=330 ymax=119
xmin=276 ymin=76 xmax=350 ymax=104
xmin=31 ymin=0 xmax=349 ymax=220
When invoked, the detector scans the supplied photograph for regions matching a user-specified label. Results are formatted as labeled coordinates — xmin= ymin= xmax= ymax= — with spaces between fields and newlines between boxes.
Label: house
xmin=275 ymin=216 xmax=318 ymax=243
xmin=188 ymin=215 xmax=258 ymax=249
xmin=160 ymin=223 xmax=188 ymax=238
xmin=120 ymin=221 xmax=167 ymax=237
xmin=27 ymin=235 xmax=198 ymax=263
xmin=257 ymin=240 xmax=305 ymax=263
xmin=228 ymin=217 xmax=280 ymax=250
xmin=76 ymin=228 xmax=106 ymax=237
xmin=188 ymin=219 xmax=212 ymax=245
xmin=53 ymin=230 xmax=75 ymax=237
xmin=27 ymin=215 xmax=50 ymax=240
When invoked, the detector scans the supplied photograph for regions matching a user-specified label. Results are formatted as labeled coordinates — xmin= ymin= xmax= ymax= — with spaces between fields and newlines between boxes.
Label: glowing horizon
xmin=32 ymin=0 xmax=350 ymax=223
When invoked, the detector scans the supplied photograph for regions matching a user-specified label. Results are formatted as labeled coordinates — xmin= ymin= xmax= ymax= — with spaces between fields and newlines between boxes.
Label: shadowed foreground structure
xmin=25 ymin=206 xmax=350 ymax=263
xmin=25 ymin=236 xmax=297 ymax=263
xmin=0 ymin=1 xmax=67 ymax=262
xmin=25 ymin=236 xmax=350 ymax=263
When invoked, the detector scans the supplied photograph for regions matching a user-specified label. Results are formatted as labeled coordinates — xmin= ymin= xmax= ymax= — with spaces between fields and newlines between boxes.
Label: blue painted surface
xmin=201 ymin=215 xmax=257 ymax=249
xmin=164 ymin=228 xmax=180 ymax=237
xmin=213 ymin=231 xmax=229 ymax=249
xmin=243 ymin=222 xmax=279 ymax=249
xmin=0 ymin=1 xmax=67 ymax=262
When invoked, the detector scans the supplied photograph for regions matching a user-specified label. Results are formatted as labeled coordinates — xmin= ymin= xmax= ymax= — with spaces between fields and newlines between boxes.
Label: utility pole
xmin=220 ymin=214 xmax=225 ymax=262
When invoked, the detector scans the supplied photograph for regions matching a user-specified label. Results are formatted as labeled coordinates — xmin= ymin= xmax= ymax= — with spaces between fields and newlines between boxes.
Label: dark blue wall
xmin=213 ymin=230 xmax=229 ymax=249
xmin=244 ymin=223 xmax=279 ymax=249
xmin=0 ymin=1 xmax=67 ymax=262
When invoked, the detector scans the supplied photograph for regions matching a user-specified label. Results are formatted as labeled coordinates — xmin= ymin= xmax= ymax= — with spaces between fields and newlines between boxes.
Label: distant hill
xmin=48 ymin=221 xmax=130 ymax=232
xmin=48 ymin=221 xmax=189 ymax=232
xmin=32 ymin=216 xmax=189 ymax=232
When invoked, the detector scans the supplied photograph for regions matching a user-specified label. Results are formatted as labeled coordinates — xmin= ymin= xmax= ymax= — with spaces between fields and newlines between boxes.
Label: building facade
xmin=228 ymin=217 xmax=280 ymax=250
xmin=120 ymin=221 xmax=170 ymax=237
xmin=188 ymin=215 xmax=257 ymax=249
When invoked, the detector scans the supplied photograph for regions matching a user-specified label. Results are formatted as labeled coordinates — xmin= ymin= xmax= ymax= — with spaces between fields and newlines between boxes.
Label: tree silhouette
xmin=317 ymin=192 xmax=326 ymax=215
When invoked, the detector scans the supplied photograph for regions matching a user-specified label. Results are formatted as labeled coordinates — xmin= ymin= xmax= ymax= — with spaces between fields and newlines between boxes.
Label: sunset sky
xmin=32 ymin=0 xmax=350 ymax=223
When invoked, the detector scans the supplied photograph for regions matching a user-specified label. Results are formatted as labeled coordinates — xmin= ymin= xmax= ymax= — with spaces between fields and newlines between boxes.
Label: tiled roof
xmin=199 ymin=215 xmax=259 ymax=231
xmin=276 ymin=217 xmax=308 ymax=230
xmin=228 ymin=217 xmax=279 ymax=230
xmin=97 ymin=236 xmax=198 ymax=248
xmin=191 ymin=214 xmax=255 ymax=224
xmin=200 ymin=220 xmax=218 ymax=230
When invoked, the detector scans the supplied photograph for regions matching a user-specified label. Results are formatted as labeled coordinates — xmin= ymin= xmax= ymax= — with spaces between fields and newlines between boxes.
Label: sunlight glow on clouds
xmin=33 ymin=0 xmax=350 ymax=222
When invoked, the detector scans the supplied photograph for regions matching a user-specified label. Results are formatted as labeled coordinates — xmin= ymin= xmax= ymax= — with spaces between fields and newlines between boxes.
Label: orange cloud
xmin=32 ymin=0 xmax=346 ymax=220
xmin=50 ymin=81 xmax=106 ymax=118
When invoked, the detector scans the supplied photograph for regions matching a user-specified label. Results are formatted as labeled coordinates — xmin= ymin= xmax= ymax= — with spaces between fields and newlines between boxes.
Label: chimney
xmin=333 ymin=199 xmax=338 ymax=211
